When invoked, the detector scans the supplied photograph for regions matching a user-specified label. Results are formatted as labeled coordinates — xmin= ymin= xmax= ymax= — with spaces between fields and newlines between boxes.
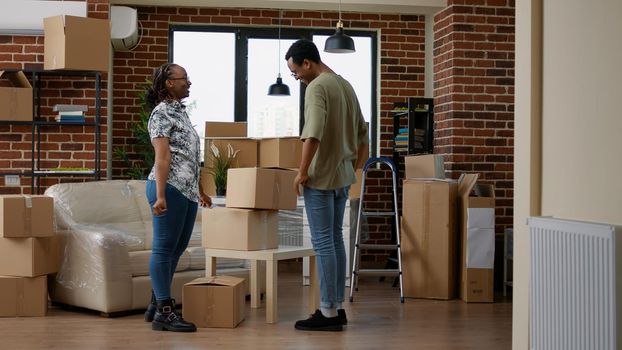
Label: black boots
xmin=151 ymin=298 xmax=197 ymax=332
xmin=144 ymin=290 xmax=156 ymax=322
xmin=294 ymin=309 xmax=343 ymax=332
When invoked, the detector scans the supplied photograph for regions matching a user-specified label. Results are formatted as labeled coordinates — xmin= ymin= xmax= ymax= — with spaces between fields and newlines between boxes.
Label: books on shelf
xmin=53 ymin=104 xmax=88 ymax=113
xmin=55 ymin=110 xmax=85 ymax=123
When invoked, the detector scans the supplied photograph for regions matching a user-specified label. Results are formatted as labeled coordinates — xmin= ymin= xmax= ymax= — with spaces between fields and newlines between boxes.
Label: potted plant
xmin=206 ymin=142 xmax=239 ymax=196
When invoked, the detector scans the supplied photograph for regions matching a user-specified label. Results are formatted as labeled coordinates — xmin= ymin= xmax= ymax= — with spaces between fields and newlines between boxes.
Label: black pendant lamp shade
xmin=324 ymin=23 xmax=355 ymax=53
xmin=268 ymin=75 xmax=290 ymax=96
xmin=268 ymin=10 xmax=290 ymax=96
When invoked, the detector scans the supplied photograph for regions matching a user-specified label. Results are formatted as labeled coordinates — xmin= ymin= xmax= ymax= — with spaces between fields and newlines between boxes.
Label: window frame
xmin=169 ymin=25 xmax=378 ymax=156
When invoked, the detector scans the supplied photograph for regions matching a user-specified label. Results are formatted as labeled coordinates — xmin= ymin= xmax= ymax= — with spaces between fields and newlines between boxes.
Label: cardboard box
xmin=202 ymin=207 xmax=278 ymax=250
xmin=401 ymin=179 xmax=458 ymax=300
xmin=44 ymin=15 xmax=110 ymax=72
xmin=199 ymin=167 xmax=216 ymax=196
xmin=204 ymin=121 xmax=247 ymax=138
xmin=0 ymin=275 xmax=47 ymax=317
xmin=226 ymin=168 xmax=297 ymax=210
xmin=349 ymin=169 xmax=364 ymax=199
xmin=458 ymin=173 xmax=495 ymax=303
xmin=0 ymin=195 xmax=54 ymax=238
xmin=0 ymin=237 xmax=59 ymax=277
xmin=405 ymin=154 xmax=445 ymax=179
xmin=258 ymin=137 xmax=303 ymax=169
xmin=183 ymin=276 xmax=245 ymax=328
xmin=0 ymin=71 xmax=32 ymax=121
xmin=204 ymin=138 xmax=258 ymax=168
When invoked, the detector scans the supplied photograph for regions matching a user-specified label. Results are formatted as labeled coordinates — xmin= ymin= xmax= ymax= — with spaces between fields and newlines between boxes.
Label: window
xmin=171 ymin=26 xmax=377 ymax=154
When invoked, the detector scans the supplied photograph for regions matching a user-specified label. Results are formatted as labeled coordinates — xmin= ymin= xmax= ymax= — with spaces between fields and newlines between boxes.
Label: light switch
xmin=4 ymin=175 xmax=20 ymax=187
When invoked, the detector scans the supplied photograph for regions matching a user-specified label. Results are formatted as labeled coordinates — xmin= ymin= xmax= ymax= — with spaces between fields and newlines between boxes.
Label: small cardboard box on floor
xmin=202 ymin=207 xmax=278 ymax=250
xmin=0 ymin=70 xmax=32 ymax=122
xmin=458 ymin=173 xmax=495 ymax=303
xmin=183 ymin=276 xmax=245 ymax=328
xmin=0 ymin=236 xmax=59 ymax=277
xmin=0 ymin=195 xmax=54 ymax=238
xmin=226 ymin=168 xmax=297 ymax=210
xmin=44 ymin=15 xmax=110 ymax=72
xmin=258 ymin=137 xmax=303 ymax=168
xmin=0 ymin=275 xmax=48 ymax=317
xmin=401 ymin=178 xmax=458 ymax=300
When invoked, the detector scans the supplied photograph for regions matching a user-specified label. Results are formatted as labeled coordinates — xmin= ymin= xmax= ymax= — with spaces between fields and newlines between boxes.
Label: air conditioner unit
xmin=111 ymin=6 xmax=139 ymax=51
xmin=0 ymin=0 xmax=87 ymax=35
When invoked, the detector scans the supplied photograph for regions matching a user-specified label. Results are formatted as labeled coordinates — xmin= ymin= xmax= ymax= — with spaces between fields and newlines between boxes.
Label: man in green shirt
xmin=286 ymin=39 xmax=368 ymax=332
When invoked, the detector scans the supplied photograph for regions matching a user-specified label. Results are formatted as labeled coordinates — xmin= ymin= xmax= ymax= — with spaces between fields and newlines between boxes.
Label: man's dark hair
xmin=285 ymin=39 xmax=321 ymax=66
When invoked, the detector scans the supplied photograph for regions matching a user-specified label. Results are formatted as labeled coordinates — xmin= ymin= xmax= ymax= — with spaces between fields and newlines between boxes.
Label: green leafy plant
xmin=113 ymin=81 xmax=154 ymax=179
xmin=206 ymin=142 xmax=239 ymax=195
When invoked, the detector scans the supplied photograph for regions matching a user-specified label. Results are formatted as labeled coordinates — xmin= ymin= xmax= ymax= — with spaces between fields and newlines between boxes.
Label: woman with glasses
xmin=143 ymin=63 xmax=211 ymax=332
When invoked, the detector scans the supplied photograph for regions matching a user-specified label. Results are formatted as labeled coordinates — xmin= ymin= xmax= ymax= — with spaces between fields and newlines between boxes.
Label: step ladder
xmin=349 ymin=157 xmax=404 ymax=303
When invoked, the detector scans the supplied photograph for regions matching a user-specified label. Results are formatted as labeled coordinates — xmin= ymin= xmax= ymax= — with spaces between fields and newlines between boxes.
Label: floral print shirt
xmin=147 ymin=100 xmax=201 ymax=202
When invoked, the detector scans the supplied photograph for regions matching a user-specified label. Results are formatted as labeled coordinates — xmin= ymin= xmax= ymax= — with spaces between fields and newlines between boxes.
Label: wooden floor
xmin=0 ymin=265 xmax=512 ymax=350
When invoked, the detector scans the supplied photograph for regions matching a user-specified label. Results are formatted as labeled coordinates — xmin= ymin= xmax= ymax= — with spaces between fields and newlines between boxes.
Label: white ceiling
xmin=109 ymin=0 xmax=446 ymax=15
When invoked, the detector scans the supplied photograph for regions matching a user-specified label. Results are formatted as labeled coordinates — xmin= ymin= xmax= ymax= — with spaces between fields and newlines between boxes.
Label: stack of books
xmin=394 ymin=127 xmax=409 ymax=152
xmin=53 ymin=104 xmax=88 ymax=123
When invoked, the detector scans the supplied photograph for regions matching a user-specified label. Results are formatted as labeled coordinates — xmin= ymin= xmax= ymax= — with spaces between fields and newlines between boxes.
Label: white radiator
xmin=528 ymin=217 xmax=621 ymax=350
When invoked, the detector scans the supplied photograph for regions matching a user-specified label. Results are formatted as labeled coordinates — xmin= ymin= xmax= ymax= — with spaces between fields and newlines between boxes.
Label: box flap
xmin=186 ymin=275 xmax=244 ymax=287
xmin=458 ymin=173 xmax=479 ymax=198
xmin=0 ymin=71 xmax=32 ymax=88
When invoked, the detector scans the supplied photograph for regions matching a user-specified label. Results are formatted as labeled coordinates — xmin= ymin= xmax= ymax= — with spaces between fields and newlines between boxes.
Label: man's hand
xmin=294 ymin=172 xmax=309 ymax=196
xmin=199 ymin=192 xmax=212 ymax=208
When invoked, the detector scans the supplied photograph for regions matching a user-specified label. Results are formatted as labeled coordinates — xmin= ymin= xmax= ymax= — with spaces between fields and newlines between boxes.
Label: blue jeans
xmin=146 ymin=180 xmax=198 ymax=301
xmin=303 ymin=185 xmax=349 ymax=309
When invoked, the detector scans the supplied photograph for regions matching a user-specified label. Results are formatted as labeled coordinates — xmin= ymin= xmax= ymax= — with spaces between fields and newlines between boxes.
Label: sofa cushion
xmin=128 ymin=250 xmax=191 ymax=277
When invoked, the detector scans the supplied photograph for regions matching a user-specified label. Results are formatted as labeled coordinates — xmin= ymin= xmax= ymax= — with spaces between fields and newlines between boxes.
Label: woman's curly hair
xmin=145 ymin=63 xmax=179 ymax=108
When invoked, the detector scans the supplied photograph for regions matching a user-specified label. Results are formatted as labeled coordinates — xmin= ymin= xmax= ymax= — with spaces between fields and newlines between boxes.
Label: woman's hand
xmin=152 ymin=197 xmax=167 ymax=216
xmin=199 ymin=192 xmax=212 ymax=208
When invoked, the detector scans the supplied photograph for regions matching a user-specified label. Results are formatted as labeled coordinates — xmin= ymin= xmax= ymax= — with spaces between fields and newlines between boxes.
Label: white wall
xmin=514 ymin=0 xmax=622 ymax=348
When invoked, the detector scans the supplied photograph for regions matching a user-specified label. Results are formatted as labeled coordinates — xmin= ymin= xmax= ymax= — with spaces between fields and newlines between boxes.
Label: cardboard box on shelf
xmin=0 ymin=275 xmax=47 ymax=317
xmin=204 ymin=138 xmax=258 ymax=168
xmin=202 ymin=207 xmax=278 ymax=250
xmin=0 ymin=71 xmax=32 ymax=121
xmin=258 ymin=137 xmax=303 ymax=169
xmin=204 ymin=121 xmax=247 ymax=138
xmin=404 ymin=154 xmax=445 ymax=179
xmin=183 ymin=276 xmax=245 ymax=328
xmin=0 ymin=195 xmax=54 ymax=238
xmin=401 ymin=178 xmax=458 ymax=300
xmin=0 ymin=236 xmax=59 ymax=277
xmin=226 ymin=168 xmax=297 ymax=210
xmin=44 ymin=15 xmax=110 ymax=72
xmin=458 ymin=173 xmax=495 ymax=303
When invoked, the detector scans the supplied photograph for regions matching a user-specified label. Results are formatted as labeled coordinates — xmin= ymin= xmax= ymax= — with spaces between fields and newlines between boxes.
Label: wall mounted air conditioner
xmin=0 ymin=1 xmax=87 ymax=35
xmin=111 ymin=6 xmax=139 ymax=51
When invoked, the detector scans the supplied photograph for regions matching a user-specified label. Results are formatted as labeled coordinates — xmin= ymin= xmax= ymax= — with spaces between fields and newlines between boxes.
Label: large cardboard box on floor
xmin=0 ymin=275 xmax=47 ymax=317
xmin=202 ymin=207 xmax=278 ymax=250
xmin=0 ymin=275 xmax=48 ymax=317
xmin=204 ymin=137 xmax=258 ymax=168
xmin=0 ymin=195 xmax=54 ymax=238
xmin=44 ymin=15 xmax=110 ymax=72
xmin=204 ymin=121 xmax=247 ymax=138
xmin=404 ymin=154 xmax=445 ymax=179
xmin=183 ymin=276 xmax=245 ymax=328
xmin=226 ymin=168 xmax=297 ymax=210
xmin=458 ymin=173 xmax=495 ymax=303
xmin=0 ymin=236 xmax=59 ymax=277
xmin=0 ymin=71 xmax=32 ymax=122
xmin=258 ymin=137 xmax=303 ymax=168
xmin=401 ymin=178 xmax=458 ymax=299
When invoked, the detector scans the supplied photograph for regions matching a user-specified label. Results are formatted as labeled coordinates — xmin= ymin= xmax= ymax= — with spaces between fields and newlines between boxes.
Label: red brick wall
xmin=0 ymin=0 xmax=109 ymax=194
xmin=433 ymin=0 xmax=515 ymax=234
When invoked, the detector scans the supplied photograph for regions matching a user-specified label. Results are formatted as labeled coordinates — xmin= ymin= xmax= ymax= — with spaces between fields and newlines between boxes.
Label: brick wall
xmin=433 ymin=0 xmax=515 ymax=234
xmin=0 ymin=0 xmax=109 ymax=194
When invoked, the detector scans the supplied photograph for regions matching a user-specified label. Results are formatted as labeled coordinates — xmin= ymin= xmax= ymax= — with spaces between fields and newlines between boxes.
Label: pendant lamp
xmin=324 ymin=0 xmax=355 ymax=53
xmin=268 ymin=9 xmax=290 ymax=96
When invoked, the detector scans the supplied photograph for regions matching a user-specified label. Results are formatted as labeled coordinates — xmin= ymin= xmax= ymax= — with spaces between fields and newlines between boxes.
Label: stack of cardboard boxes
xmin=400 ymin=155 xmax=495 ymax=302
xmin=0 ymin=195 xmax=58 ymax=317
xmin=185 ymin=122 xmax=300 ymax=328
